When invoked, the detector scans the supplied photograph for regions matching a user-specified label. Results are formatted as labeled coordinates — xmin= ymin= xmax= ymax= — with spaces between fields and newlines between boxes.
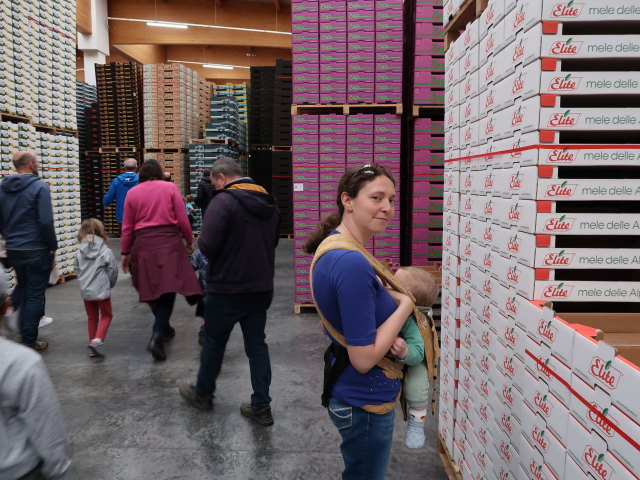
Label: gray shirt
xmin=0 ymin=338 xmax=71 ymax=479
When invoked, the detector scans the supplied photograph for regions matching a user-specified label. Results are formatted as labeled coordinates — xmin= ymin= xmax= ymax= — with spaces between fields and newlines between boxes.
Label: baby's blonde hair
xmin=77 ymin=218 xmax=108 ymax=244
xmin=398 ymin=267 xmax=440 ymax=307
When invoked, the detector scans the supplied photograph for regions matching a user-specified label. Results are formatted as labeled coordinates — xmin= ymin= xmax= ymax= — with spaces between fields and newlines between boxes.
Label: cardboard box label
xmin=537 ymin=179 xmax=640 ymax=200
xmin=536 ymin=214 xmax=640 ymax=235
xmin=542 ymin=0 xmax=640 ymax=21
xmin=534 ymin=249 xmax=640 ymax=268
xmin=534 ymin=281 xmax=640 ymax=302
xmin=540 ymin=71 xmax=640 ymax=95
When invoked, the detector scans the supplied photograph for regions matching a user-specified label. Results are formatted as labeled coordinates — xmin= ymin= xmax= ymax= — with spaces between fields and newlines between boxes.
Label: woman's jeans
xmin=327 ymin=397 xmax=395 ymax=480
xmin=150 ymin=292 xmax=176 ymax=335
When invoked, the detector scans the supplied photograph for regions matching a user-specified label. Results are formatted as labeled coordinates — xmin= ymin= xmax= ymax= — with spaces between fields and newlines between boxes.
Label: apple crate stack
xmin=1 ymin=0 xmax=78 ymax=286
xmin=291 ymin=0 xmax=404 ymax=310
xmin=142 ymin=64 xmax=210 ymax=194
xmin=92 ymin=62 xmax=144 ymax=235
xmin=440 ymin=0 xmax=640 ymax=479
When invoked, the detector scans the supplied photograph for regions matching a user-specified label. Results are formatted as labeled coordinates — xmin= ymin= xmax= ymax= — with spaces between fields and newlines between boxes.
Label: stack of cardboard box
xmin=441 ymin=0 xmax=640 ymax=478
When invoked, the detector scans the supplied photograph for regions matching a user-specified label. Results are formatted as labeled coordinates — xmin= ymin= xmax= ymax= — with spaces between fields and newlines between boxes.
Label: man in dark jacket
xmin=194 ymin=169 xmax=215 ymax=214
xmin=179 ymin=157 xmax=280 ymax=426
xmin=0 ymin=151 xmax=57 ymax=352
xmin=102 ymin=158 xmax=138 ymax=224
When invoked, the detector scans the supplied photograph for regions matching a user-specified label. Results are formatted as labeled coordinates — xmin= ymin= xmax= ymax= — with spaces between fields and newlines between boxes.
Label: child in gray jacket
xmin=73 ymin=219 xmax=118 ymax=357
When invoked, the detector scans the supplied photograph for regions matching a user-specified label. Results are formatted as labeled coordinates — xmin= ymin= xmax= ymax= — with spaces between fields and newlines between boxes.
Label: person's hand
xmin=390 ymin=337 xmax=408 ymax=360
xmin=121 ymin=254 xmax=130 ymax=273
xmin=186 ymin=244 xmax=195 ymax=254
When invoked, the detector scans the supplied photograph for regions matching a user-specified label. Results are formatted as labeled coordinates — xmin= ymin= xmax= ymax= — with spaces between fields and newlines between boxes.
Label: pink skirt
xmin=130 ymin=225 xmax=202 ymax=304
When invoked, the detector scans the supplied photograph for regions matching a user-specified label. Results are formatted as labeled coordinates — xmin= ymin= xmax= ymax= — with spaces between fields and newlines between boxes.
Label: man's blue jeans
xmin=7 ymin=249 xmax=53 ymax=346
xmin=328 ymin=397 xmax=395 ymax=480
xmin=196 ymin=291 xmax=273 ymax=410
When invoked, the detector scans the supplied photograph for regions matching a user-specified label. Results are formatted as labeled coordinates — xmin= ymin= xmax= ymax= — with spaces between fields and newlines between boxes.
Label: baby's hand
xmin=390 ymin=337 xmax=408 ymax=360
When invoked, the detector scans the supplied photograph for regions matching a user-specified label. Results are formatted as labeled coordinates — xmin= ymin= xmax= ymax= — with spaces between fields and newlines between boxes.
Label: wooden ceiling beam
xmin=166 ymin=45 xmax=290 ymax=68
xmin=108 ymin=0 xmax=290 ymax=32
xmin=111 ymin=44 xmax=168 ymax=65
xmin=108 ymin=21 xmax=290 ymax=49
xmin=76 ymin=0 xmax=92 ymax=34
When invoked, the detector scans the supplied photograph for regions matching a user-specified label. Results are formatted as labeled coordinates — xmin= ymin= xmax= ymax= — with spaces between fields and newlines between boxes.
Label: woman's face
xmin=345 ymin=175 xmax=396 ymax=238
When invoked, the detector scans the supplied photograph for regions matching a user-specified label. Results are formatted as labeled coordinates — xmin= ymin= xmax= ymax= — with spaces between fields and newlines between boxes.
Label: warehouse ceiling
xmin=81 ymin=0 xmax=292 ymax=84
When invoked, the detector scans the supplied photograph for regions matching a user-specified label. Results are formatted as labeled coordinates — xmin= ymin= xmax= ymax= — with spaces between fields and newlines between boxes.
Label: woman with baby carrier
xmin=304 ymin=163 xmax=423 ymax=479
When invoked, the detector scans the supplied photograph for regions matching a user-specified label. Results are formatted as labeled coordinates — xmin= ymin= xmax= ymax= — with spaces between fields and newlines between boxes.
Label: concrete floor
xmin=36 ymin=239 xmax=447 ymax=479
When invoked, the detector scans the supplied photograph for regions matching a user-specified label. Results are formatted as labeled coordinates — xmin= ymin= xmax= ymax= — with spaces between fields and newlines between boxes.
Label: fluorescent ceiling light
xmin=167 ymin=60 xmax=250 ymax=69
xmin=146 ymin=21 xmax=188 ymax=29
xmin=203 ymin=64 xmax=234 ymax=70
xmin=109 ymin=17 xmax=290 ymax=35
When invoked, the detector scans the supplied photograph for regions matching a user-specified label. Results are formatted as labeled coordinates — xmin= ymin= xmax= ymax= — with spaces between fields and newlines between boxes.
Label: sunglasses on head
xmin=351 ymin=164 xmax=377 ymax=180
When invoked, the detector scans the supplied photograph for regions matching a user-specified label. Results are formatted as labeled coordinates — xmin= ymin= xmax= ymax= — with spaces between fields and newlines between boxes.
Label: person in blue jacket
xmin=102 ymin=158 xmax=139 ymax=224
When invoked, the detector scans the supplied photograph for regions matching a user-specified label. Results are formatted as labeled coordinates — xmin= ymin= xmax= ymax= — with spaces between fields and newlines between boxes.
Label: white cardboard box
xmin=541 ymin=0 xmax=640 ymax=22
xmin=572 ymin=329 xmax=640 ymax=425
xmin=521 ymin=368 xmax=571 ymax=444
xmin=571 ymin=376 xmax=640 ymax=478
xmin=566 ymin=414 xmax=637 ymax=480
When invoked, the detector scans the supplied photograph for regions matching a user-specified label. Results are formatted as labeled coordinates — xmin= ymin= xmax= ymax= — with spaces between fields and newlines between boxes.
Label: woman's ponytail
xmin=304 ymin=212 xmax=341 ymax=254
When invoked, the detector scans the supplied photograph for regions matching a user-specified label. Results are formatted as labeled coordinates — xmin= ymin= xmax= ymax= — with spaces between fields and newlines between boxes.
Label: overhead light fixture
xmin=146 ymin=21 xmax=188 ymax=29
xmin=167 ymin=60 xmax=249 ymax=69
xmin=108 ymin=17 xmax=290 ymax=35
xmin=203 ymin=64 xmax=234 ymax=70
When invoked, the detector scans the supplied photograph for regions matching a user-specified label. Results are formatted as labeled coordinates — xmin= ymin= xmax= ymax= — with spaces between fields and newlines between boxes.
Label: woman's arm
xmin=346 ymin=290 xmax=413 ymax=374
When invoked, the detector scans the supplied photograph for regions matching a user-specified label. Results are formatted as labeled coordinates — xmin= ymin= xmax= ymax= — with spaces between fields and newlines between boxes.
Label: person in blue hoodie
xmin=0 ymin=151 xmax=57 ymax=352
xmin=102 ymin=158 xmax=139 ymax=224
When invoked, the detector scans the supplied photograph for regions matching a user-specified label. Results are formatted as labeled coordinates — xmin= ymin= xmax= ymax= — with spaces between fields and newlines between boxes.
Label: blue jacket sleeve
xmin=102 ymin=178 xmax=117 ymax=207
xmin=37 ymin=184 xmax=57 ymax=251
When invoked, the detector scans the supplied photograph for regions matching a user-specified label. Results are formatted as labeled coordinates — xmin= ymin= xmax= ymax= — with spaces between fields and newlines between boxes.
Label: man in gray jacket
xmin=0 ymin=275 xmax=71 ymax=479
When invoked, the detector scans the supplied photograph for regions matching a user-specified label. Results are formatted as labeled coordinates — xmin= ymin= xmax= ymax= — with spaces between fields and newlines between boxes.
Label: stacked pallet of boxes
xmin=188 ymin=94 xmax=240 ymax=230
xmin=292 ymin=1 xmax=403 ymax=105
xmin=291 ymin=0 xmax=403 ymax=307
xmin=76 ymin=82 xmax=101 ymax=221
xmin=410 ymin=0 xmax=446 ymax=267
xmin=142 ymin=64 xmax=210 ymax=194
xmin=440 ymin=0 xmax=640 ymax=478
xmin=1 ymin=0 xmax=78 ymax=285
xmin=248 ymin=61 xmax=293 ymax=236
xmin=93 ymin=62 xmax=144 ymax=235
xmin=213 ymin=83 xmax=250 ymax=161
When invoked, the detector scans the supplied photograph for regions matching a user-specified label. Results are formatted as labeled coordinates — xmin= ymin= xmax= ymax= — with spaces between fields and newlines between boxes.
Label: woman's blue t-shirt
xmin=312 ymin=247 xmax=401 ymax=408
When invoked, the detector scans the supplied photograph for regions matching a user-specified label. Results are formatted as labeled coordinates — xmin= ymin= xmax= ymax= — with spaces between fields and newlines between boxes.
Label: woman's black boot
xmin=147 ymin=332 xmax=167 ymax=361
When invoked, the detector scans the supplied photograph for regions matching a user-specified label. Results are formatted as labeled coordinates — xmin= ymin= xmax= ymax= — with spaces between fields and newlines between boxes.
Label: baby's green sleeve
xmin=399 ymin=314 xmax=425 ymax=366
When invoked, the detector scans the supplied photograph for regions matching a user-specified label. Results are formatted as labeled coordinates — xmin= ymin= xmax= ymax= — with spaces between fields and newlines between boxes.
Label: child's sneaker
xmin=88 ymin=350 xmax=97 ymax=358
xmin=88 ymin=338 xmax=105 ymax=357
xmin=405 ymin=418 xmax=426 ymax=449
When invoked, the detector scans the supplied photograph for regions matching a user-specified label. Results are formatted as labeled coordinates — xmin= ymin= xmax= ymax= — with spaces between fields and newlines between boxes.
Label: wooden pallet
xmin=437 ymin=434 xmax=463 ymax=480
xmin=294 ymin=303 xmax=317 ymax=314
xmin=57 ymin=273 xmax=77 ymax=285
xmin=413 ymin=104 xmax=446 ymax=117
xmin=444 ymin=0 xmax=489 ymax=50
xmin=291 ymin=103 xmax=403 ymax=116
xmin=190 ymin=138 xmax=239 ymax=147
xmin=98 ymin=146 xmax=138 ymax=153
xmin=34 ymin=125 xmax=78 ymax=137
xmin=144 ymin=148 xmax=189 ymax=153
xmin=279 ymin=233 xmax=293 ymax=239
xmin=0 ymin=112 xmax=32 ymax=124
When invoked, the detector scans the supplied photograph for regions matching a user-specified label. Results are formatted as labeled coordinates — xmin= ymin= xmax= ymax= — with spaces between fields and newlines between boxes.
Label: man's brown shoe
xmin=240 ymin=403 xmax=273 ymax=426
xmin=29 ymin=340 xmax=49 ymax=352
